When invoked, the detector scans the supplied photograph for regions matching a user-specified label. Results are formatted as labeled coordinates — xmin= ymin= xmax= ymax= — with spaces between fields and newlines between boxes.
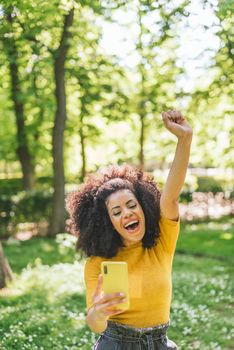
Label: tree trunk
xmin=49 ymin=8 xmax=74 ymax=236
xmin=6 ymin=11 xmax=35 ymax=190
xmin=137 ymin=6 xmax=146 ymax=171
xmin=0 ymin=242 xmax=13 ymax=289
xmin=139 ymin=113 xmax=145 ymax=169
xmin=80 ymin=114 xmax=86 ymax=181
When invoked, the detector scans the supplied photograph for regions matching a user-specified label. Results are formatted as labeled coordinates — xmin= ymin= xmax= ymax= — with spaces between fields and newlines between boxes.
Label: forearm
xmin=163 ymin=133 xmax=192 ymax=201
xmin=86 ymin=308 xmax=108 ymax=334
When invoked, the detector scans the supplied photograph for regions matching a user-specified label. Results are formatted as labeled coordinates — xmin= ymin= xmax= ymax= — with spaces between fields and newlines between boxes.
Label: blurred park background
xmin=0 ymin=0 xmax=233 ymax=349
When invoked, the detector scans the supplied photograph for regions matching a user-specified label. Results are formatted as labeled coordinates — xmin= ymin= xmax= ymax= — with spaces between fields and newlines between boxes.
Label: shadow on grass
xmin=3 ymin=236 xmax=78 ymax=273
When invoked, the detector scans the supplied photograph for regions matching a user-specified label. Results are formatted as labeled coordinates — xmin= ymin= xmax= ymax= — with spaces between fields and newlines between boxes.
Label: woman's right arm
xmin=86 ymin=274 xmax=126 ymax=333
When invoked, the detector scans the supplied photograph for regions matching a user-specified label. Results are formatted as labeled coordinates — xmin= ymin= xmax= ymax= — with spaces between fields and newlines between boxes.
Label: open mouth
xmin=124 ymin=220 xmax=139 ymax=232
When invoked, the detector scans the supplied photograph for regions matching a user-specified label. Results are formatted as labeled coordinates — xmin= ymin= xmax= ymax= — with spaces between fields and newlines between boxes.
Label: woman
xmin=67 ymin=110 xmax=193 ymax=349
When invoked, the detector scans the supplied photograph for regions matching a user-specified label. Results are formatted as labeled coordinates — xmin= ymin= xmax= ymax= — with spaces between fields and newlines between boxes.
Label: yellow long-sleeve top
xmin=84 ymin=216 xmax=180 ymax=328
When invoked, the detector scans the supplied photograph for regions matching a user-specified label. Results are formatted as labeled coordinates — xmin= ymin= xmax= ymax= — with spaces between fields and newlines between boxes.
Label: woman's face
xmin=106 ymin=189 xmax=145 ymax=247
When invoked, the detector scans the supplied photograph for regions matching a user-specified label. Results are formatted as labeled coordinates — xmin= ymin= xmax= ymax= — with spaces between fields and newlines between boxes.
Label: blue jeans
xmin=93 ymin=321 xmax=178 ymax=350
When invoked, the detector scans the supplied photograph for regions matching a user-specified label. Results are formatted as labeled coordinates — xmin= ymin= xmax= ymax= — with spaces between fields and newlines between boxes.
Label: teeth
xmin=124 ymin=220 xmax=138 ymax=228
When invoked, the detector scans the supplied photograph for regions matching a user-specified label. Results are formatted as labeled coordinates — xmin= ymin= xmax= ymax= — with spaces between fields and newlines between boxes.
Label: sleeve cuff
xmin=159 ymin=215 xmax=180 ymax=226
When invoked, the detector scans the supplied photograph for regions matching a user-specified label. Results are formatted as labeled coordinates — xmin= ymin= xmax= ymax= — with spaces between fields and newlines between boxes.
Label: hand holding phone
xmin=90 ymin=276 xmax=126 ymax=321
xmin=86 ymin=274 xmax=126 ymax=333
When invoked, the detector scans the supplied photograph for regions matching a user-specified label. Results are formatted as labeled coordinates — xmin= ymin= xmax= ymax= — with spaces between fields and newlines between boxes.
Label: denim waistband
xmin=105 ymin=320 xmax=170 ymax=339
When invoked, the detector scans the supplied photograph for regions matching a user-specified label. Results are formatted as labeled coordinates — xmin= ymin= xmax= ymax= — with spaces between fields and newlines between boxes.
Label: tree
xmin=67 ymin=45 xmax=129 ymax=180
xmin=0 ymin=0 xmax=59 ymax=185
xmin=49 ymin=7 xmax=74 ymax=235
xmin=186 ymin=0 xmax=234 ymax=168
xmin=49 ymin=0 xmax=130 ymax=233
xmin=1 ymin=3 xmax=35 ymax=189
xmin=0 ymin=243 xmax=13 ymax=289
xmin=121 ymin=0 xmax=189 ymax=168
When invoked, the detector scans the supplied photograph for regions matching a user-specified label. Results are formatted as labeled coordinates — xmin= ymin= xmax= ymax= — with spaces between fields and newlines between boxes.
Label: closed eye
xmin=112 ymin=203 xmax=136 ymax=216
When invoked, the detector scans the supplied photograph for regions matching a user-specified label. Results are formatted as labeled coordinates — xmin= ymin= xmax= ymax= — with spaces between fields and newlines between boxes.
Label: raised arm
xmin=160 ymin=110 xmax=193 ymax=221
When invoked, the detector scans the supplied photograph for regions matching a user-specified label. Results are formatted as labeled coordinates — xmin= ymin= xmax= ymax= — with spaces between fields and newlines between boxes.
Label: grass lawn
xmin=0 ymin=216 xmax=233 ymax=350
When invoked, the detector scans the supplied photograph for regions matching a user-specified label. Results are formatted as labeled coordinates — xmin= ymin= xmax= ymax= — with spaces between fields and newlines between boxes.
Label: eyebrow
xmin=111 ymin=199 xmax=135 ymax=211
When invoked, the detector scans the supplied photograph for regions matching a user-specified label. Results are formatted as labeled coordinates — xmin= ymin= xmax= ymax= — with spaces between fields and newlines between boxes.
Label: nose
xmin=122 ymin=207 xmax=132 ymax=218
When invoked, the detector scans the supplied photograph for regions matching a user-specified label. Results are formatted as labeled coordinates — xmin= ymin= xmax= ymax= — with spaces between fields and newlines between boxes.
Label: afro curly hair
xmin=66 ymin=164 xmax=161 ymax=258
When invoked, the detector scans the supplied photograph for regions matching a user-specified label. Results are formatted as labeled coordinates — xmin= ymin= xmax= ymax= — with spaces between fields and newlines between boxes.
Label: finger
xmin=100 ymin=303 xmax=126 ymax=317
xmin=161 ymin=111 xmax=167 ymax=119
xmin=166 ymin=110 xmax=184 ymax=124
xmin=92 ymin=294 xmax=125 ymax=311
xmin=99 ymin=292 xmax=125 ymax=303
xmin=169 ymin=110 xmax=177 ymax=123
xmin=92 ymin=303 xmax=124 ymax=318
xmin=170 ymin=110 xmax=175 ymax=116
xmin=161 ymin=112 xmax=173 ymax=128
xmin=174 ymin=110 xmax=180 ymax=118
xmin=161 ymin=111 xmax=170 ymax=122
xmin=174 ymin=110 xmax=184 ymax=123
xmin=95 ymin=297 xmax=126 ymax=313
xmin=165 ymin=110 xmax=172 ymax=116
xmin=92 ymin=274 xmax=103 ymax=300
xmin=98 ymin=295 xmax=126 ymax=308
xmin=104 ymin=309 xmax=124 ymax=317
xmin=171 ymin=110 xmax=179 ymax=121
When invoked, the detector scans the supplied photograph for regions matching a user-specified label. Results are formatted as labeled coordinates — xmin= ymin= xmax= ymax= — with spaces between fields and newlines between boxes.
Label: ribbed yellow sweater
xmin=84 ymin=216 xmax=180 ymax=328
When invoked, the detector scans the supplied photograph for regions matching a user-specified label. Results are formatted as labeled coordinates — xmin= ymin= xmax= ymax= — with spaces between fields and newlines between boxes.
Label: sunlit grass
xmin=170 ymin=255 xmax=234 ymax=349
xmin=0 ymin=217 xmax=233 ymax=349
xmin=0 ymin=260 xmax=93 ymax=350
xmin=177 ymin=216 xmax=234 ymax=260
xmin=3 ymin=235 xmax=77 ymax=273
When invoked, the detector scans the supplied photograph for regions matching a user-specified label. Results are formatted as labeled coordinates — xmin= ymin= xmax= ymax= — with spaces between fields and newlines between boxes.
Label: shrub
xmin=197 ymin=176 xmax=224 ymax=193
xmin=0 ymin=178 xmax=23 ymax=195
xmin=180 ymin=191 xmax=193 ymax=203
xmin=0 ymin=190 xmax=53 ymax=238
xmin=0 ymin=177 xmax=53 ymax=195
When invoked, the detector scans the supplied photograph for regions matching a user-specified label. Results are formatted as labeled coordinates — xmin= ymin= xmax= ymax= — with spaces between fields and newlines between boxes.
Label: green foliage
xmin=179 ymin=191 xmax=193 ymax=203
xmin=197 ymin=176 xmax=223 ymax=193
xmin=0 ymin=190 xmax=53 ymax=238
xmin=0 ymin=177 xmax=53 ymax=196
xmin=186 ymin=0 xmax=234 ymax=168
xmin=196 ymin=176 xmax=233 ymax=194
xmin=0 ymin=0 xmax=233 ymax=180
xmin=0 ymin=195 xmax=12 ymax=237
xmin=65 ymin=7 xmax=130 ymax=178
xmin=13 ymin=190 xmax=53 ymax=222
xmin=0 ymin=174 xmax=231 ymax=239
xmin=124 ymin=0 xmax=189 ymax=165
xmin=0 ymin=178 xmax=23 ymax=195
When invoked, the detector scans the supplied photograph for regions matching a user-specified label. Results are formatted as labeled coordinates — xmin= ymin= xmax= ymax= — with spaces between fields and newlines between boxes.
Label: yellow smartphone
xmin=101 ymin=261 xmax=129 ymax=311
